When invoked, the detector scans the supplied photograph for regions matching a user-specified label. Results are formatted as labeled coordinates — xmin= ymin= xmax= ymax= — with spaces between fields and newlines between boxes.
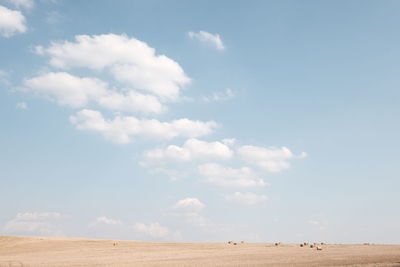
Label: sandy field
xmin=0 ymin=236 xmax=400 ymax=267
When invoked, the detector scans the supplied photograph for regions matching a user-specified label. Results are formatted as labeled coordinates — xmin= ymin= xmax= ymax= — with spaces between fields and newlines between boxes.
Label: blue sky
xmin=1 ymin=0 xmax=400 ymax=243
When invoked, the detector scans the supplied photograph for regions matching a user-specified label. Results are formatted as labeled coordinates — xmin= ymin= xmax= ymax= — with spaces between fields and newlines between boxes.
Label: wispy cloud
xmin=188 ymin=31 xmax=225 ymax=50
xmin=202 ymin=89 xmax=235 ymax=102
xmin=16 ymin=101 xmax=27 ymax=109
xmin=133 ymin=222 xmax=170 ymax=238
xmin=225 ymin=192 xmax=267 ymax=205
xmin=88 ymin=216 xmax=123 ymax=228
xmin=3 ymin=212 xmax=64 ymax=236
xmin=6 ymin=0 xmax=34 ymax=10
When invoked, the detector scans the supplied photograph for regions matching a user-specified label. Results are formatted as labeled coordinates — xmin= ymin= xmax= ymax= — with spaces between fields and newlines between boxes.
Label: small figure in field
xmin=316 ymin=246 xmax=322 ymax=250
xmin=113 ymin=241 xmax=118 ymax=246
xmin=310 ymin=244 xmax=314 ymax=248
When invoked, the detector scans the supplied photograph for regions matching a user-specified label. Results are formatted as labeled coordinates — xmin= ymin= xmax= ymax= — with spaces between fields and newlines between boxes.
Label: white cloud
xmin=0 ymin=5 xmax=27 ymax=37
xmin=6 ymin=0 xmax=34 ymax=9
xmin=16 ymin=101 xmax=27 ymax=109
xmin=36 ymin=34 xmax=190 ymax=101
xmin=224 ymin=192 xmax=267 ymax=205
xmin=172 ymin=198 xmax=205 ymax=213
xmin=198 ymin=163 xmax=267 ymax=187
xmin=88 ymin=216 xmax=123 ymax=228
xmin=133 ymin=222 xmax=169 ymax=238
xmin=97 ymin=89 xmax=165 ymax=114
xmin=24 ymin=72 xmax=108 ymax=108
xmin=188 ymin=31 xmax=225 ymax=50
xmin=222 ymin=138 xmax=236 ymax=146
xmin=3 ymin=212 xmax=64 ymax=236
xmin=238 ymin=145 xmax=301 ymax=172
xmin=70 ymin=109 xmax=217 ymax=144
xmin=166 ymin=198 xmax=210 ymax=229
xmin=141 ymin=138 xmax=233 ymax=166
xmin=24 ymin=72 xmax=165 ymax=114
xmin=202 ymin=89 xmax=235 ymax=102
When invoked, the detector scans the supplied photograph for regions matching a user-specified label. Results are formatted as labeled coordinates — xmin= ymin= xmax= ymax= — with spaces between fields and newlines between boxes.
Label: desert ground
xmin=0 ymin=236 xmax=400 ymax=267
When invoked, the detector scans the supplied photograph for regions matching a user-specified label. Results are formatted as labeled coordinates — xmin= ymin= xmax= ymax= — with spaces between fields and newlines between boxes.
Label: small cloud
xmin=198 ymin=163 xmax=267 ymax=188
xmin=133 ymin=222 xmax=170 ymax=238
xmin=188 ymin=31 xmax=225 ymax=50
xmin=299 ymin=152 xmax=308 ymax=159
xmin=0 ymin=70 xmax=10 ymax=85
xmin=238 ymin=145 xmax=303 ymax=173
xmin=45 ymin=10 xmax=63 ymax=24
xmin=172 ymin=198 xmax=205 ymax=213
xmin=88 ymin=216 xmax=123 ymax=228
xmin=6 ymin=0 xmax=34 ymax=10
xmin=224 ymin=192 xmax=267 ymax=205
xmin=16 ymin=102 xmax=27 ymax=109
xmin=202 ymin=89 xmax=235 ymax=102
xmin=166 ymin=198 xmax=210 ymax=229
xmin=3 ymin=212 xmax=64 ymax=236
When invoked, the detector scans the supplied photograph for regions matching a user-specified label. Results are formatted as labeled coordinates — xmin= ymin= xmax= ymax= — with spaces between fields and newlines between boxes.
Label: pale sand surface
xmin=1 ymin=236 xmax=400 ymax=267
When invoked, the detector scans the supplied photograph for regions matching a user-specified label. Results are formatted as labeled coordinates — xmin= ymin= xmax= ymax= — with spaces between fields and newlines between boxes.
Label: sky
xmin=1 ymin=0 xmax=400 ymax=244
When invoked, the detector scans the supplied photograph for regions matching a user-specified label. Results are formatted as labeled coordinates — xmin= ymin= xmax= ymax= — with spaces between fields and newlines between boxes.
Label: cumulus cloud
xmin=0 ymin=5 xmax=27 ymax=37
xmin=24 ymin=72 xmax=108 ymax=108
xmin=172 ymin=198 xmax=205 ymax=213
xmin=16 ymin=102 xmax=27 ymax=109
xmin=88 ymin=216 xmax=123 ymax=228
xmin=141 ymin=139 xmax=306 ymax=187
xmin=24 ymin=72 xmax=165 ymax=114
xmin=188 ymin=31 xmax=225 ymax=50
xmin=69 ymin=109 xmax=217 ymax=144
xmin=36 ymin=34 xmax=190 ymax=101
xmin=198 ymin=163 xmax=267 ymax=187
xmin=133 ymin=222 xmax=169 ymax=238
xmin=238 ymin=145 xmax=304 ymax=172
xmin=202 ymin=89 xmax=235 ymax=102
xmin=6 ymin=0 xmax=34 ymax=9
xmin=97 ymin=89 xmax=165 ymax=114
xmin=166 ymin=198 xmax=211 ymax=229
xmin=141 ymin=138 xmax=233 ymax=166
xmin=224 ymin=192 xmax=267 ymax=205
xmin=3 ymin=212 xmax=64 ymax=236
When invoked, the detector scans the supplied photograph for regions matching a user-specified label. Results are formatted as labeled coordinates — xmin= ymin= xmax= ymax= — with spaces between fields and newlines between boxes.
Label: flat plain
xmin=1 ymin=236 xmax=400 ymax=266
